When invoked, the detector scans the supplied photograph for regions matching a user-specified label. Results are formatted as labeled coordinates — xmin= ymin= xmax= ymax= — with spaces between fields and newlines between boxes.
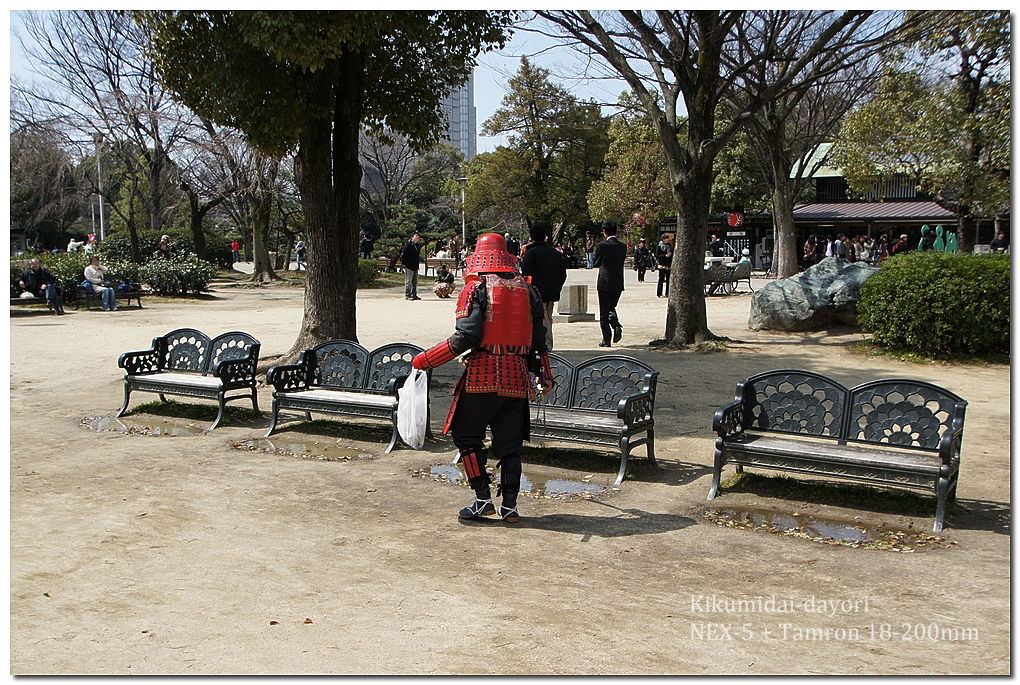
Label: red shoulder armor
xmin=455 ymin=278 xmax=482 ymax=319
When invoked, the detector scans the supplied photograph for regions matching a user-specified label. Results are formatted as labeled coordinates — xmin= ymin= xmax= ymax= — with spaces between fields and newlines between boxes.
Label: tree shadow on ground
xmin=459 ymin=500 xmax=696 ymax=540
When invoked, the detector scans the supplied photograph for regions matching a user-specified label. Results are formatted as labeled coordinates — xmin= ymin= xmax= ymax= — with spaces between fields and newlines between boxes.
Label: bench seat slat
xmin=727 ymin=433 xmax=942 ymax=474
xmin=533 ymin=406 xmax=623 ymax=430
xmin=278 ymin=388 xmax=396 ymax=409
xmin=131 ymin=372 xmax=223 ymax=389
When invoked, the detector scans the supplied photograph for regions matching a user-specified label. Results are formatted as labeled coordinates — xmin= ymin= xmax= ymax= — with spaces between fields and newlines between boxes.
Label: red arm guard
xmin=540 ymin=353 xmax=555 ymax=394
xmin=412 ymin=340 xmax=458 ymax=370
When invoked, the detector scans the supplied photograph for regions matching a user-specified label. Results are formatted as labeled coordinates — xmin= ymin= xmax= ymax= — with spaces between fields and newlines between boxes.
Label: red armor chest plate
xmin=480 ymin=274 xmax=532 ymax=349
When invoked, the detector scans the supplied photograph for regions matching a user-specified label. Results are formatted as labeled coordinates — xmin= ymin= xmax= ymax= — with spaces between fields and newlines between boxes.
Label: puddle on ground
xmin=414 ymin=463 xmax=612 ymax=500
xmin=80 ymin=415 xmax=205 ymax=437
xmin=704 ymin=507 xmax=956 ymax=552
xmin=233 ymin=437 xmax=373 ymax=463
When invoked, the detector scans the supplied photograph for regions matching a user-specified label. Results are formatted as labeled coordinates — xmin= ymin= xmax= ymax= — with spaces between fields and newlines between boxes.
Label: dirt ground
xmin=9 ymin=267 xmax=1010 ymax=675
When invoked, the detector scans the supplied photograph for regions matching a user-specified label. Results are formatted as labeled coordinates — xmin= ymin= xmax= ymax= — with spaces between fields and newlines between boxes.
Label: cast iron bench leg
xmin=159 ymin=393 xmax=168 ymax=403
xmin=210 ymin=393 xmax=226 ymax=431
xmin=116 ymin=384 xmax=132 ymax=418
xmin=265 ymin=399 xmax=280 ymax=437
xmin=614 ymin=435 xmax=630 ymax=486
xmin=934 ymin=476 xmax=950 ymax=533
xmin=384 ymin=410 xmax=400 ymax=453
xmin=707 ymin=447 xmax=724 ymax=499
xmin=646 ymin=427 xmax=657 ymax=464
xmin=249 ymin=389 xmax=260 ymax=413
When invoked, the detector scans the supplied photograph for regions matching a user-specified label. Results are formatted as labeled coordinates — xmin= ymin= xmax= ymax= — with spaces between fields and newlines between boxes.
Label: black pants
xmin=450 ymin=392 xmax=529 ymax=507
xmin=657 ymin=268 xmax=670 ymax=297
xmin=597 ymin=287 xmax=622 ymax=343
xmin=636 ymin=266 xmax=646 ymax=282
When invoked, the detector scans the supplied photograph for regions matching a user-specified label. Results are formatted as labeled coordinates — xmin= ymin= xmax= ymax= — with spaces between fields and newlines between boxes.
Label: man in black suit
xmin=520 ymin=222 xmax=568 ymax=350
xmin=592 ymin=221 xmax=627 ymax=347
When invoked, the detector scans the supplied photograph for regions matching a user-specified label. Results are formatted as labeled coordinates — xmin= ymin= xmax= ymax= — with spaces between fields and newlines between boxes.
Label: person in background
xmin=709 ymin=234 xmax=725 ymax=257
xmin=153 ymin=235 xmax=172 ymax=260
xmin=520 ymin=222 xmax=567 ymax=351
xmin=400 ymin=232 xmax=422 ymax=300
xmin=504 ymin=232 xmax=521 ymax=257
xmin=990 ymin=231 xmax=1009 ymax=253
xmin=737 ymin=247 xmax=751 ymax=265
xmin=295 ymin=240 xmax=306 ymax=270
xmin=18 ymin=258 xmax=64 ymax=314
xmin=655 ymin=234 xmax=673 ymax=298
xmin=231 ymin=239 xmax=241 ymax=263
xmin=633 ymin=238 xmax=651 ymax=282
xmin=584 ymin=231 xmax=595 ymax=269
xmin=67 ymin=237 xmax=85 ymax=253
xmin=84 ymin=255 xmax=117 ymax=311
xmin=359 ymin=231 xmax=375 ymax=259
xmin=432 ymin=263 xmax=456 ymax=298
xmin=593 ymin=220 xmax=627 ymax=347
xmin=892 ymin=233 xmax=912 ymax=256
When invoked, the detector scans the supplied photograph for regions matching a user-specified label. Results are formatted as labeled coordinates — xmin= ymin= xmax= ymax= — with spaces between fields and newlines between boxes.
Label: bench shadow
xmin=718 ymin=472 xmax=1010 ymax=536
xmin=460 ymin=500 xmax=696 ymax=540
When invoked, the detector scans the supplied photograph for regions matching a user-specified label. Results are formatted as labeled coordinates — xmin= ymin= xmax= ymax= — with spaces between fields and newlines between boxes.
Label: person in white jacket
xmin=84 ymin=255 xmax=117 ymax=311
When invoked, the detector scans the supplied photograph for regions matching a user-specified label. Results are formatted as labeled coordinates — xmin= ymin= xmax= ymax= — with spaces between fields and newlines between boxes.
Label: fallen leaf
xmin=304 ymin=618 xmax=314 ymax=624
xmin=269 ymin=620 xmax=280 ymax=626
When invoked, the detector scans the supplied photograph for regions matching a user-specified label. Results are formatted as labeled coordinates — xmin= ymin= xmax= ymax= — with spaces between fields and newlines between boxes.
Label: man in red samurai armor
xmin=412 ymin=233 xmax=554 ymax=523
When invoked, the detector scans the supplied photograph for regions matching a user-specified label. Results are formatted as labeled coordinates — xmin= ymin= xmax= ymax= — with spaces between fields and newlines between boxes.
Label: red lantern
xmin=727 ymin=212 xmax=744 ymax=227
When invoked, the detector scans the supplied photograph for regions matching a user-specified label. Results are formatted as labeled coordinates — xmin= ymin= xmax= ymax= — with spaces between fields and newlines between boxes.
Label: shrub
xmin=858 ymin=251 xmax=1009 ymax=356
xmin=357 ymin=258 xmax=380 ymax=288
xmin=99 ymin=229 xmax=231 ymax=266
xmin=139 ymin=253 xmax=217 ymax=296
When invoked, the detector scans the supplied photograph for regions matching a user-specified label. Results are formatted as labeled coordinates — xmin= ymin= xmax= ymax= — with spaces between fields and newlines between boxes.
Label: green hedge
xmin=357 ymin=258 xmax=380 ymax=288
xmin=139 ymin=254 xmax=217 ymax=296
xmin=99 ymin=229 xmax=232 ymax=267
xmin=858 ymin=251 xmax=1010 ymax=356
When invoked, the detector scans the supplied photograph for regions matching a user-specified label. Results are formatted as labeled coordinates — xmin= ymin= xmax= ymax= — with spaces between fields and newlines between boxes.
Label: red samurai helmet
xmin=464 ymin=233 xmax=519 ymax=278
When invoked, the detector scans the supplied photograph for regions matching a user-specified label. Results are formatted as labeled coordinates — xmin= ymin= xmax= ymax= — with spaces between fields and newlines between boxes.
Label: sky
xmin=7 ymin=11 xmax=627 ymax=157
xmin=472 ymin=19 xmax=631 ymax=154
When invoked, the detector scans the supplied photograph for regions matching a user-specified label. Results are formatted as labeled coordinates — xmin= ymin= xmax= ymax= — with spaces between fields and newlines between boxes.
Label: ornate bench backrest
xmin=846 ymin=380 xmax=966 ymax=451
xmin=311 ymin=340 xmax=370 ymax=390
xmin=571 ymin=355 xmax=658 ymax=412
xmin=208 ymin=331 xmax=260 ymax=375
xmin=366 ymin=343 xmax=424 ymax=392
xmin=741 ymin=370 xmax=848 ymax=438
xmin=542 ymin=353 xmax=575 ymax=408
xmin=160 ymin=328 xmax=211 ymax=373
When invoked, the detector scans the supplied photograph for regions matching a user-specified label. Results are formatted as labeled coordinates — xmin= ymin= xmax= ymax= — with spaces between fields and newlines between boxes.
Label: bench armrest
xmin=118 ymin=348 xmax=160 ymax=375
xmin=713 ymin=399 xmax=745 ymax=439
xmin=938 ymin=403 xmax=966 ymax=472
xmin=617 ymin=390 xmax=655 ymax=427
xmin=266 ymin=352 xmax=313 ymax=392
xmin=211 ymin=356 xmax=258 ymax=386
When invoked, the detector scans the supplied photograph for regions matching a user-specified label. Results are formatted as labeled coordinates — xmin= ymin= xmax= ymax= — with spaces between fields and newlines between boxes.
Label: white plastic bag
xmin=396 ymin=368 xmax=429 ymax=449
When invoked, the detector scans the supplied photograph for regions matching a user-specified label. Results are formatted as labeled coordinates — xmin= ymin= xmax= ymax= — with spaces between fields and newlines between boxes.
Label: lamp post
xmin=94 ymin=133 xmax=106 ymax=241
xmin=457 ymin=176 xmax=468 ymax=247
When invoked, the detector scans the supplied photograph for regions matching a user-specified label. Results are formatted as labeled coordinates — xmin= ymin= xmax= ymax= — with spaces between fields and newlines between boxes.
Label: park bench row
xmin=115 ymin=327 xmax=966 ymax=530
xmin=116 ymin=328 xmax=658 ymax=484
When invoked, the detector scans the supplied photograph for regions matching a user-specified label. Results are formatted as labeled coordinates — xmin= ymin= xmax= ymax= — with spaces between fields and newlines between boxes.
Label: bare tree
xmin=535 ymin=10 xmax=910 ymax=346
xmin=16 ymin=10 xmax=192 ymax=261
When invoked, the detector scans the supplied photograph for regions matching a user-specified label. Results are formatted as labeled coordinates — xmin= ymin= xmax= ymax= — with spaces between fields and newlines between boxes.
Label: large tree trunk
xmin=664 ymin=173 xmax=714 ymax=346
xmin=771 ymin=172 xmax=800 ymax=278
xmin=282 ymin=54 xmax=364 ymax=361
xmin=958 ymin=214 xmax=976 ymax=254
xmin=249 ymin=160 xmax=281 ymax=282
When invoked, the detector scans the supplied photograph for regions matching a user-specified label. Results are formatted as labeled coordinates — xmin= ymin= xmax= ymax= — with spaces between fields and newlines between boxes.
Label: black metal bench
xmin=76 ymin=276 xmax=144 ymax=310
xmin=710 ymin=370 xmax=966 ymax=532
xmin=265 ymin=340 xmax=429 ymax=453
xmin=529 ymin=354 xmax=658 ymax=485
xmin=117 ymin=328 xmax=261 ymax=430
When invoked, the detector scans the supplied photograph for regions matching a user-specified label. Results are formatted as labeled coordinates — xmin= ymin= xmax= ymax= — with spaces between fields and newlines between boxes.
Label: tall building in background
xmin=440 ymin=71 xmax=476 ymax=161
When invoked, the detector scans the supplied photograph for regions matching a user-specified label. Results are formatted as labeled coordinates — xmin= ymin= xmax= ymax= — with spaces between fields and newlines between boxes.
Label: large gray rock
xmin=748 ymin=257 xmax=879 ymax=331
